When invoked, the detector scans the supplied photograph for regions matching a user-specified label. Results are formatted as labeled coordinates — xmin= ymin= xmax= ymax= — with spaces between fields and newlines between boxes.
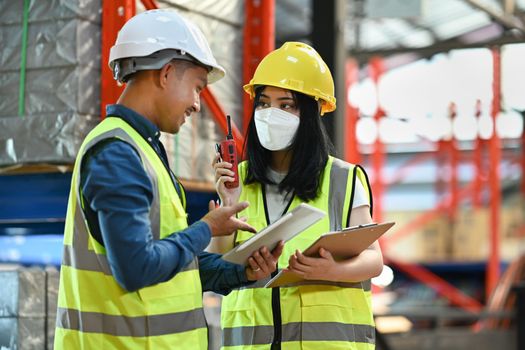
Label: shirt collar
xmin=105 ymin=104 xmax=161 ymax=143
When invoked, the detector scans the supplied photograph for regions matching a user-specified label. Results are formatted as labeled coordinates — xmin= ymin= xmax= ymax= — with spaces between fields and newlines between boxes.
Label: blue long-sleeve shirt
xmin=79 ymin=104 xmax=248 ymax=294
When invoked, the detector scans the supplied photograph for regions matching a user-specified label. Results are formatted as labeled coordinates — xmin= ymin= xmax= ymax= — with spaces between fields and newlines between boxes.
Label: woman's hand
xmin=245 ymin=241 xmax=284 ymax=281
xmin=212 ymin=152 xmax=241 ymax=206
xmin=286 ymin=248 xmax=339 ymax=281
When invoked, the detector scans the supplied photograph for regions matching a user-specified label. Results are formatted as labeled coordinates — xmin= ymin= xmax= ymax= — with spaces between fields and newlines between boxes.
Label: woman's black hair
xmin=243 ymin=86 xmax=334 ymax=202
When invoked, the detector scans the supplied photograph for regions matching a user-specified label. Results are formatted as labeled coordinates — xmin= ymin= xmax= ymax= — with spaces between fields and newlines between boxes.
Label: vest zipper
xmin=270 ymin=280 xmax=282 ymax=350
xmin=262 ymin=185 xmax=282 ymax=349
xmin=263 ymin=184 xmax=295 ymax=350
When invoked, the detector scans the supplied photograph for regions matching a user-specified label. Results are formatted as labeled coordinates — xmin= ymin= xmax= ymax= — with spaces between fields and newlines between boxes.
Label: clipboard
xmin=264 ymin=221 xmax=395 ymax=288
xmin=221 ymin=203 xmax=325 ymax=266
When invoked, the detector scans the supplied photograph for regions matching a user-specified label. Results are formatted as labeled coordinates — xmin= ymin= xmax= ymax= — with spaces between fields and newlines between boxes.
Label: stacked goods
xmin=383 ymin=211 xmax=452 ymax=262
xmin=0 ymin=0 xmax=101 ymax=166
xmin=0 ymin=266 xmax=60 ymax=350
xmin=452 ymin=197 xmax=525 ymax=261
xmin=0 ymin=266 xmax=46 ymax=350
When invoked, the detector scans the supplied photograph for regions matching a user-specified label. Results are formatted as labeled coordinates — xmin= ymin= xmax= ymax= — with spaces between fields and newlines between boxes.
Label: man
xmin=54 ymin=9 xmax=281 ymax=349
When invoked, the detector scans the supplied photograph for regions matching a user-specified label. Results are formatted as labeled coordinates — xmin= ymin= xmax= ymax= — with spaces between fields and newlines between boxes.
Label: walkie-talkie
xmin=217 ymin=115 xmax=239 ymax=188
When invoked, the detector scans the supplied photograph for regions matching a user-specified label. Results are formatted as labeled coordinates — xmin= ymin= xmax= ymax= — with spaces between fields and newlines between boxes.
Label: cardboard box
xmin=383 ymin=211 xmax=451 ymax=262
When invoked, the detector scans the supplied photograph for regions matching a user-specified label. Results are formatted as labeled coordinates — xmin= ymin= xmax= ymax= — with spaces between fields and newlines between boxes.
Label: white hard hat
xmin=109 ymin=9 xmax=225 ymax=83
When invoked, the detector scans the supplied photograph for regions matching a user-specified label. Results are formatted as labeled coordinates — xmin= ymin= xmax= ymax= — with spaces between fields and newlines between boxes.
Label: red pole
xmin=243 ymin=0 xmax=275 ymax=133
xmin=487 ymin=47 xmax=501 ymax=299
xmin=345 ymin=58 xmax=361 ymax=164
xmin=100 ymin=0 xmax=136 ymax=118
xmin=140 ymin=0 xmax=158 ymax=10
xmin=449 ymin=102 xmax=459 ymax=221
xmin=201 ymin=88 xmax=244 ymax=156
xmin=390 ymin=259 xmax=483 ymax=312
xmin=369 ymin=57 xmax=385 ymax=222
xmin=473 ymin=100 xmax=484 ymax=208
xmin=522 ymin=113 xmax=525 ymax=196
xmin=436 ymin=139 xmax=447 ymax=202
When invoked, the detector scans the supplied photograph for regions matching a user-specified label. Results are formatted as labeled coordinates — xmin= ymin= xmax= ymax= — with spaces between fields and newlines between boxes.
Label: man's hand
xmin=245 ymin=241 xmax=284 ymax=281
xmin=201 ymin=200 xmax=256 ymax=237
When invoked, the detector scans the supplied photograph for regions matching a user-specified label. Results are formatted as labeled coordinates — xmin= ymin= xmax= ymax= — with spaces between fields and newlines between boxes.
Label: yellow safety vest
xmin=221 ymin=156 xmax=375 ymax=350
xmin=54 ymin=117 xmax=207 ymax=349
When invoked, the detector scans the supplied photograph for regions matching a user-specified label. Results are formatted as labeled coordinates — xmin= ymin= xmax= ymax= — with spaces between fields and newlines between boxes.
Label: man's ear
xmin=158 ymin=62 xmax=174 ymax=89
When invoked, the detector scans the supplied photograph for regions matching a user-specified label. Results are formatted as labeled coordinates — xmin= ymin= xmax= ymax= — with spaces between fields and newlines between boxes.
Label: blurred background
xmin=0 ymin=0 xmax=523 ymax=349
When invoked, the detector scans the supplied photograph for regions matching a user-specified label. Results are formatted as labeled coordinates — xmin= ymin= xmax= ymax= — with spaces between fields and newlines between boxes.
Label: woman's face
xmin=255 ymin=86 xmax=300 ymax=117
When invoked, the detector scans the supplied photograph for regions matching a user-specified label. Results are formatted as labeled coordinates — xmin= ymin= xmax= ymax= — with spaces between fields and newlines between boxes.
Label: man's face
xmin=159 ymin=62 xmax=208 ymax=134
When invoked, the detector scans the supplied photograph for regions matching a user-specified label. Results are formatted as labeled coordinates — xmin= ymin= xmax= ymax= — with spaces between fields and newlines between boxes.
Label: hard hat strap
xmin=114 ymin=49 xmax=202 ymax=83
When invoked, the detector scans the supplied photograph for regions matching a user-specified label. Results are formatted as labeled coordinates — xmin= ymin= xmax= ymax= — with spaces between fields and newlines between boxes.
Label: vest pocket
xmin=171 ymin=198 xmax=188 ymax=227
xmin=299 ymin=285 xmax=352 ymax=308
xmin=137 ymin=271 xmax=201 ymax=311
xmin=221 ymin=289 xmax=256 ymax=347
xmin=298 ymin=285 xmax=376 ymax=348
xmin=222 ymin=288 xmax=254 ymax=312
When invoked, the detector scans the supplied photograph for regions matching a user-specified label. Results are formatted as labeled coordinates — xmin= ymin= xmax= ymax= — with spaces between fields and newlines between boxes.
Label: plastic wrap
xmin=0 ymin=317 xmax=46 ymax=350
xmin=1 ymin=19 xmax=100 ymax=70
xmin=0 ymin=64 xmax=100 ymax=116
xmin=0 ymin=0 xmax=101 ymax=24
xmin=0 ymin=0 xmax=101 ymax=166
xmin=0 ymin=267 xmax=49 ymax=350
xmin=162 ymin=115 xmax=218 ymax=182
xmin=156 ymin=0 xmax=243 ymax=182
xmin=0 ymin=268 xmax=45 ymax=318
xmin=179 ymin=2 xmax=243 ymax=128
xmin=158 ymin=0 xmax=243 ymax=24
xmin=45 ymin=267 xmax=59 ymax=350
xmin=0 ymin=113 xmax=98 ymax=165
xmin=0 ymin=65 xmax=100 ymax=117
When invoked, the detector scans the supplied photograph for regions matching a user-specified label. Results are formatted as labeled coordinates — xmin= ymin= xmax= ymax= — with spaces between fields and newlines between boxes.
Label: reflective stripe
xmin=288 ymin=322 xmax=375 ymax=343
xmin=238 ymin=271 xmax=370 ymax=291
xmin=56 ymin=307 xmax=206 ymax=337
xmin=68 ymin=127 xmax=199 ymax=275
xmin=62 ymin=243 xmax=198 ymax=274
xmin=223 ymin=325 xmax=273 ymax=346
xmin=328 ymin=158 xmax=350 ymax=231
xmin=223 ymin=322 xmax=375 ymax=346
xmin=62 ymin=244 xmax=111 ymax=275
xmin=78 ymin=128 xmax=161 ymax=240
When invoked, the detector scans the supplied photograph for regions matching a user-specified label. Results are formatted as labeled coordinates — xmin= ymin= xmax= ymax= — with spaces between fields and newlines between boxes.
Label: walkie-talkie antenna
xmin=226 ymin=115 xmax=233 ymax=140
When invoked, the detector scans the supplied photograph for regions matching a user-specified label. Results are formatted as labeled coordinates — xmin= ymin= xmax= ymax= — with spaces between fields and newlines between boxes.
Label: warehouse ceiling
xmin=275 ymin=0 xmax=525 ymax=67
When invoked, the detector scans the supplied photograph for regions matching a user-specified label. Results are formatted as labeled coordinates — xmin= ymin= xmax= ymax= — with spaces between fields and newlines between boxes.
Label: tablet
xmin=265 ymin=221 xmax=395 ymax=288
xmin=221 ymin=203 xmax=325 ymax=265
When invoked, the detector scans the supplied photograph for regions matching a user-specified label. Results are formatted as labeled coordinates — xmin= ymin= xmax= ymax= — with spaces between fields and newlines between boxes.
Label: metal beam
xmin=465 ymin=0 xmax=525 ymax=32
xmin=100 ymin=0 xmax=135 ymax=118
xmin=350 ymin=28 xmax=525 ymax=65
xmin=404 ymin=17 xmax=439 ymax=41
xmin=389 ymin=259 xmax=484 ymax=312
xmin=311 ymin=0 xmax=347 ymax=157
xmin=487 ymin=47 xmax=502 ymax=299
xmin=243 ymin=0 xmax=275 ymax=133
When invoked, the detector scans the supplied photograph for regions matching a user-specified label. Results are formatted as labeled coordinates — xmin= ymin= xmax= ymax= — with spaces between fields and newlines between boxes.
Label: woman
xmin=213 ymin=42 xmax=383 ymax=350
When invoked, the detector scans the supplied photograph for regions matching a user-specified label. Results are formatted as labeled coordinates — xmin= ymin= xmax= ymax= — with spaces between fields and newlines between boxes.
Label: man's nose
xmin=193 ymin=95 xmax=201 ymax=113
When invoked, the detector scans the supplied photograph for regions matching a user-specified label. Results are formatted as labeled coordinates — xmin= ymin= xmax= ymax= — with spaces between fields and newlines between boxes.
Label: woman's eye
xmin=256 ymin=101 xmax=270 ymax=109
xmin=281 ymin=103 xmax=296 ymax=110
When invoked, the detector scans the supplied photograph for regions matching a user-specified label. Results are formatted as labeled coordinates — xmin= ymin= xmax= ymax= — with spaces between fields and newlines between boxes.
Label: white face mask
xmin=254 ymin=107 xmax=300 ymax=151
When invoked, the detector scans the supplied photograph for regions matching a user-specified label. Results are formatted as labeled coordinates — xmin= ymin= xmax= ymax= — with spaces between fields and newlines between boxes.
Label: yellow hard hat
xmin=243 ymin=42 xmax=336 ymax=116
